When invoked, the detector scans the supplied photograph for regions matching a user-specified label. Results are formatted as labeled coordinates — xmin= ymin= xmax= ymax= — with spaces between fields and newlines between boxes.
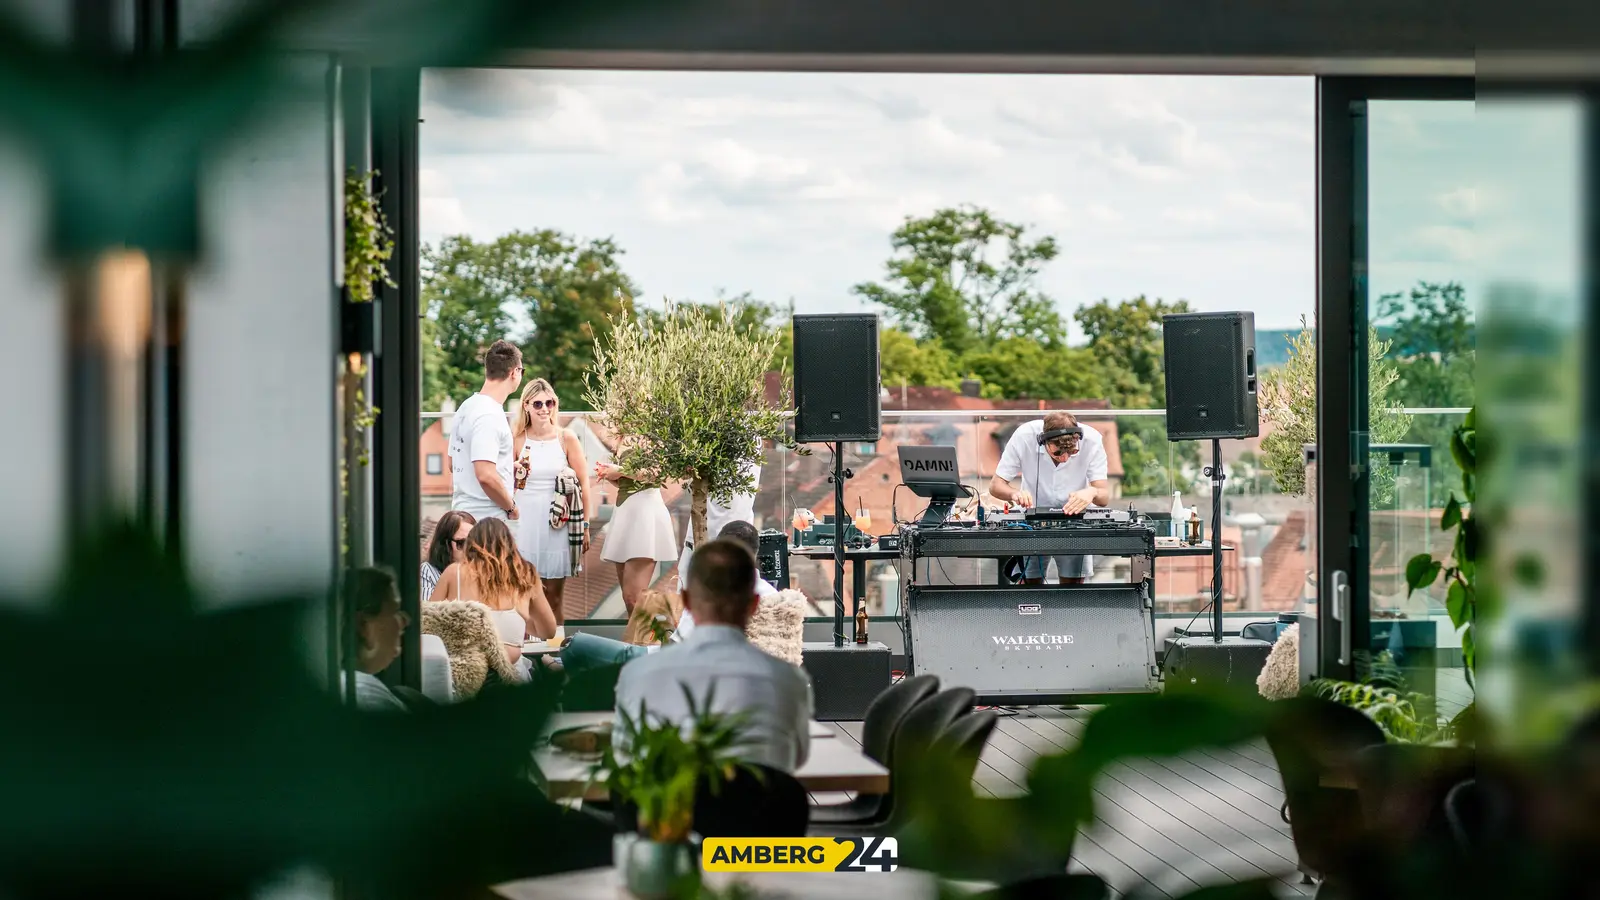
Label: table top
xmin=547 ymin=711 xmax=836 ymax=740
xmin=789 ymin=545 xmax=901 ymax=560
xmin=495 ymin=867 xmax=947 ymax=900
xmin=535 ymin=717 xmax=886 ymax=802
xmin=1153 ymin=541 xmax=1234 ymax=557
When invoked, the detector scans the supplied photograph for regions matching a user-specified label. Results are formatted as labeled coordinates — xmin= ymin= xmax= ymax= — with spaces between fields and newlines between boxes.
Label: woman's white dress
xmin=602 ymin=485 xmax=679 ymax=564
xmin=514 ymin=436 xmax=573 ymax=579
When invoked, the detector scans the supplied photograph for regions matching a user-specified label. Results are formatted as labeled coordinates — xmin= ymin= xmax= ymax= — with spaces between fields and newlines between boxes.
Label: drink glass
xmin=792 ymin=510 xmax=808 ymax=533
xmin=853 ymin=506 xmax=872 ymax=532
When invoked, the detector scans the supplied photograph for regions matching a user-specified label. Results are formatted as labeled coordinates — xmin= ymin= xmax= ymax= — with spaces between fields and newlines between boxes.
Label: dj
xmin=988 ymin=411 xmax=1111 ymax=584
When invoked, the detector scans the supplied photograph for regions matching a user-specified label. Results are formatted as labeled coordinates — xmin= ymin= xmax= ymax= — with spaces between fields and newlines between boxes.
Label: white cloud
xmin=420 ymin=70 xmax=1320 ymax=329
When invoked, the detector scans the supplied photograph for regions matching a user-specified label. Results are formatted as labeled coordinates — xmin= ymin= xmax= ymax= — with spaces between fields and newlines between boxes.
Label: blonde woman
xmin=511 ymin=378 xmax=593 ymax=619
xmin=429 ymin=518 xmax=557 ymax=669
xmin=595 ymin=441 xmax=678 ymax=613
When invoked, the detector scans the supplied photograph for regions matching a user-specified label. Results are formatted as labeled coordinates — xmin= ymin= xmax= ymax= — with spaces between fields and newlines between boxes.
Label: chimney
xmin=960 ymin=378 xmax=981 ymax=398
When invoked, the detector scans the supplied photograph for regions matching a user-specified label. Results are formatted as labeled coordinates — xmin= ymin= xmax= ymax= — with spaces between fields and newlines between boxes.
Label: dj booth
xmin=893 ymin=446 xmax=1161 ymax=704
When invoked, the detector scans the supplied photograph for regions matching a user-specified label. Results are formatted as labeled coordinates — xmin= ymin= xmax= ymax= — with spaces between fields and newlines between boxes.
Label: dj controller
xmin=897 ymin=506 xmax=1157 ymax=561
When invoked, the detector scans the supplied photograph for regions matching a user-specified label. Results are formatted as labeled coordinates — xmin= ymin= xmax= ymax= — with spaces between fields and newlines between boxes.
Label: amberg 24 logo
xmin=702 ymin=836 xmax=898 ymax=873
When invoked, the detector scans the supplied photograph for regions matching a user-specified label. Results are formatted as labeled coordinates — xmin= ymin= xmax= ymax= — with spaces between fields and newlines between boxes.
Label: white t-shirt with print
xmin=449 ymin=392 xmax=514 ymax=520
xmin=995 ymin=420 xmax=1110 ymax=510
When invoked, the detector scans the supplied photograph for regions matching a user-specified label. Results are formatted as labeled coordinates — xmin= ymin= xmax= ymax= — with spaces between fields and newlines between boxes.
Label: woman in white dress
xmin=428 ymin=517 xmax=557 ymax=671
xmin=511 ymin=378 xmax=592 ymax=620
xmin=595 ymin=442 xmax=678 ymax=614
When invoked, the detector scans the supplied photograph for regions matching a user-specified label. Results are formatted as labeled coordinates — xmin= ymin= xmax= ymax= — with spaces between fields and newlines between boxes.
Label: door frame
xmin=1313 ymin=76 xmax=1475 ymax=680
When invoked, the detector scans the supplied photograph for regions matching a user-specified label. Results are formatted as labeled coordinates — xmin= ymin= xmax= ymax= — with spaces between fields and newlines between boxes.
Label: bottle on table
xmin=1186 ymin=508 xmax=1202 ymax=545
xmin=1170 ymin=491 xmax=1184 ymax=539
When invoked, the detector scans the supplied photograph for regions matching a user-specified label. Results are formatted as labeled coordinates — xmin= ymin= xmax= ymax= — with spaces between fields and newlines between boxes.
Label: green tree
xmin=960 ymin=339 xmax=1105 ymax=402
xmin=852 ymin=205 xmax=1064 ymax=355
xmin=421 ymin=230 xmax=638 ymax=412
xmin=639 ymin=291 xmax=791 ymax=373
xmin=1378 ymin=281 xmax=1475 ymax=506
xmin=1259 ymin=318 xmax=1412 ymax=495
xmin=1074 ymin=295 xmax=1193 ymax=408
xmin=586 ymin=304 xmax=791 ymax=546
xmin=1074 ymin=296 xmax=1195 ymax=496
xmin=879 ymin=328 xmax=961 ymax=392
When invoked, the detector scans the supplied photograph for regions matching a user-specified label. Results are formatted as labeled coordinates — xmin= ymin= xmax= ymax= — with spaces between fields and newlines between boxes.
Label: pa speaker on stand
xmin=1161 ymin=312 xmax=1266 ymax=686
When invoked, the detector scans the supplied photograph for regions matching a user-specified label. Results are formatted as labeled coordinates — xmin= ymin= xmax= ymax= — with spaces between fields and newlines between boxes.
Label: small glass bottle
xmin=1186 ymin=508 xmax=1202 ymax=545
xmin=855 ymin=603 xmax=869 ymax=644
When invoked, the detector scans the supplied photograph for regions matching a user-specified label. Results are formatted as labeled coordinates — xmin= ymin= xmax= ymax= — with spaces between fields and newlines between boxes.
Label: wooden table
xmin=535 ymin=715 xmax=888 ymax=802
xmin=495 ymin=867 xmax=947 ymax=900
xmin=547 ymin=711 xmax=836 ymax=741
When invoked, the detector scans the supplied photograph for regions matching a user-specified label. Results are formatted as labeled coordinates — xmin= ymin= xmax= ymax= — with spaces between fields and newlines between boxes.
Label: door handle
xmin=1330 ymin=570 xmax=1350 ymax=666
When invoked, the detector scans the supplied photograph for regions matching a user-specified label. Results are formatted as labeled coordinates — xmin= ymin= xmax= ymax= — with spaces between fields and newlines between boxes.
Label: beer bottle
xmin=854 ymin=603 xmax=869 ymax=644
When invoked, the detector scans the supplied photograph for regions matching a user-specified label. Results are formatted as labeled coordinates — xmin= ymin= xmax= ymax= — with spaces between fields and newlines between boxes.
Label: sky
xmin=419 ymin=70 xmax=1321 ymax=337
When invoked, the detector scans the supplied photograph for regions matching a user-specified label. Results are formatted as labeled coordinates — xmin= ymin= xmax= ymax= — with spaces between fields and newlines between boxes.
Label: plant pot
xmin=615 ymin=832 xmax=701 ymax=899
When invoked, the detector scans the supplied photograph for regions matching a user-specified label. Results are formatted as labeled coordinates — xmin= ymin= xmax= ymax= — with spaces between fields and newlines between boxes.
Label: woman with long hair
xmin=429 ymin=518 xmax=558 ymax=668
xmin=510 ymin=378 xmax=592 ymax=621
xmin=421 ymin=510 xmax=475 ymax=600
xmin=595 ymin=438 xmax=678 ymax=614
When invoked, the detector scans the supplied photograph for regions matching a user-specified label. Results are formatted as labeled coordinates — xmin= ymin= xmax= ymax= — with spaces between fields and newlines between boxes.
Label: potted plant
xmin=591 ymin=686 xmax=757 ymax=899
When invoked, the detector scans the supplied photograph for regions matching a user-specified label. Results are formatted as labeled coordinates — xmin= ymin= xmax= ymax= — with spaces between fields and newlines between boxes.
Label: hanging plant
xmin=344 ymin=168 xmax=396 ymax=304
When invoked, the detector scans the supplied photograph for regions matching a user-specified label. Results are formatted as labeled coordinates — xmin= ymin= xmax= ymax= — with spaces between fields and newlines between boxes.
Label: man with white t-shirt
xmin=449 ymin=340 xmax=524 ymax=522
xmin=988 ymin=411 xmax=1112 ymax=584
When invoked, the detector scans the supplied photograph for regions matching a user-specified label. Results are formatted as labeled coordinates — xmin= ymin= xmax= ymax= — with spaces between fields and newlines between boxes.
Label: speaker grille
xmin=1162 ymin=311 xmax=1260 ymax=440
xmin=793 ymin=314 xmax=881 ymax=443
xmin=906 ymin=584 xmax=1157 ymax=696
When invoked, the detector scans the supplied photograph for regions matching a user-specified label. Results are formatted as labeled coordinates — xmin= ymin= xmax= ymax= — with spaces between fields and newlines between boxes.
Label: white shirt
xmin=449 ymin=392 xmax=514 ymax=520
xmin=674 ymin=578 xmax=779 ymax=643
xmin=685 ymin=457 xmax=761 ymax=549
xmin=354 ymin=671 xmax=407 ymax=712
xmin=995 ymin=420 xmax=1109 ymax=510
xmin=615 ymin=624 xmax=813 ymax=774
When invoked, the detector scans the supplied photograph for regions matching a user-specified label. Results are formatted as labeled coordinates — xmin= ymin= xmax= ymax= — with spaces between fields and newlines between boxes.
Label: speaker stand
xmin=1203 ymin=439 xmax=1225 ymax=643
xmin=829 ymin=441 xmax=854 ymax=648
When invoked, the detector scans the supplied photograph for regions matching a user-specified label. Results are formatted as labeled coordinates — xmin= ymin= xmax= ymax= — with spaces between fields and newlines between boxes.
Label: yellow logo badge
xmin=702 ymin=837 xmax=898 ymax=873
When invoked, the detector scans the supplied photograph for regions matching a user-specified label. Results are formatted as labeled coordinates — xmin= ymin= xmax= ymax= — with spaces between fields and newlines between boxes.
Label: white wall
xmin=0 ymin=143 xmax=64 ymax=602
xmin=184 ymin=57 xmax=339 ymax=617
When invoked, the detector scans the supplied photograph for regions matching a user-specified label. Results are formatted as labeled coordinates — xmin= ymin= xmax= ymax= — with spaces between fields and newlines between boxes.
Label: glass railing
xmin=416 ymin=408 xmax=1469 ymax=623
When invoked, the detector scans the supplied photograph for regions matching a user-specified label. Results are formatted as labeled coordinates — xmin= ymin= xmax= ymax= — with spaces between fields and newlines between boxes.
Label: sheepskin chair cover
xmin=745 ymin=590 xmax=807 ymax=666
xmin=1256 ymin=622 xmax=1301 ymax=700
xmin=421 ymin=600 xmax=521 ymax=699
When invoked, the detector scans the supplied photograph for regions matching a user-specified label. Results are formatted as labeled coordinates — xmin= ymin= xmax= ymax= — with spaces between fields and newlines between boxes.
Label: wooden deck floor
xmin=811 ymin=671 xmax=1470 ymax=899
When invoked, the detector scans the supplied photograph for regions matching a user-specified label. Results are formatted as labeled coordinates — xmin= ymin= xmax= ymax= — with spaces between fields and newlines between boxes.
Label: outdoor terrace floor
xmin=812 ymin=668 xmax=1471 ymax=899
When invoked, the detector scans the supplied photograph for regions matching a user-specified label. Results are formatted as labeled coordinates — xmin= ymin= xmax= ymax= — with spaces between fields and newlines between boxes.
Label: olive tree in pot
xmin=591 ymin=686 xmax=757 ymax=899
xmin=584 ymin=302 xmax=793 ymax=548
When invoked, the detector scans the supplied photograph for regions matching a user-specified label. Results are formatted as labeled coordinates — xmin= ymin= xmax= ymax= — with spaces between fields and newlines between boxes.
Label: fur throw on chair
xmin=421 ymin=601 xmax=521 ymax=699
xmin=745 ymin=590 xmax=807 ymax=667
xmin=1256 ymin=623 xmax=1301 ymax=700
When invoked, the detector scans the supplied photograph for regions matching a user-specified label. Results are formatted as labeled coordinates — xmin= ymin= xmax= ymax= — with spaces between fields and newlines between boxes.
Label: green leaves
xmin=1441 ymin=495 xmax=1462 ymax=530
xmin=1405 ymin=553 xmax=1443 ymax=595
xmin=596 ymin=685 xmax=758 ymax=843
xmin=586 ymin=301 xmax=790 ymax=544
xmin=344 ymin=169 xmax=396 ymax=304
xmin=851 ymin=205 xmax=1064 ymax=355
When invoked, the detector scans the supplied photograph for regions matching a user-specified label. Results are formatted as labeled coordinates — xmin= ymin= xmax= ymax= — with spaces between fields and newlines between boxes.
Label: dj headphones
xmin=1037 ymin=425 xmax=1083 ymax=446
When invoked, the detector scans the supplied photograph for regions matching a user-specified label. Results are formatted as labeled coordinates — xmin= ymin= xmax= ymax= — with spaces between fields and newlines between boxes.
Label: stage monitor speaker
xmin=1161 ymin=311 xmax=1259 ymax=440
xmin=1163 ymin=635 xmax=1273 ymax=694
xmin=793 ymin=313 xmax=881 ymax=443
xmin=802 ymin=641 xmax=892 ymax=720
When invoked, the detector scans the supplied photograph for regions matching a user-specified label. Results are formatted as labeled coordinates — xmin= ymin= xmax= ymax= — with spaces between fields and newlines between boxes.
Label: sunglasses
xmin=526 ymin=399 xmax=556 ymax=410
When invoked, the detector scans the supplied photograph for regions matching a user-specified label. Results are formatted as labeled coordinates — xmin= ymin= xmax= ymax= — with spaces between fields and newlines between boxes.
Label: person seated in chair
xmin=672 ymin=520 xmax=779 ymax=643
xmin=613 ymin=538 xmax=813 ymax=774
xmin=346 ymin=566 xmax=412 ymax=712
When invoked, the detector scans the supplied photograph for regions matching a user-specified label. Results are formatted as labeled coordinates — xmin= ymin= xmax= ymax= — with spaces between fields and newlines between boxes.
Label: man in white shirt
xmin=989 ymin=411 xmax=1112 ymax=584
xmin=614 ymin=538 xmax=812 ymax=773
xmin=674 ymin=520 xmax=778 ymax=643
xmin=449 ymin=340 xmax=524 ymax=522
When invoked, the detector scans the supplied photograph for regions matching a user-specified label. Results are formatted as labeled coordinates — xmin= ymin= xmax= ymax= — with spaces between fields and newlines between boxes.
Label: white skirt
xmin=602 ymin=488 xmax=679 ymax=564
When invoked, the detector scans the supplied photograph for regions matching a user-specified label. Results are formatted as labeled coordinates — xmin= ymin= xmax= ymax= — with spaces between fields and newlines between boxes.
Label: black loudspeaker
xmin=1162 ymin=636 xmax=1273 ymax=694
xmin=757 ymin=528 xmax=790 ymax=588
xmin=793 ymin=313 xmax=881 ymax=443
xmin=802 ymin=641 xmax=892 ymax=720
xmin=1161 ymin=311 xmax=1259 ymax=440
